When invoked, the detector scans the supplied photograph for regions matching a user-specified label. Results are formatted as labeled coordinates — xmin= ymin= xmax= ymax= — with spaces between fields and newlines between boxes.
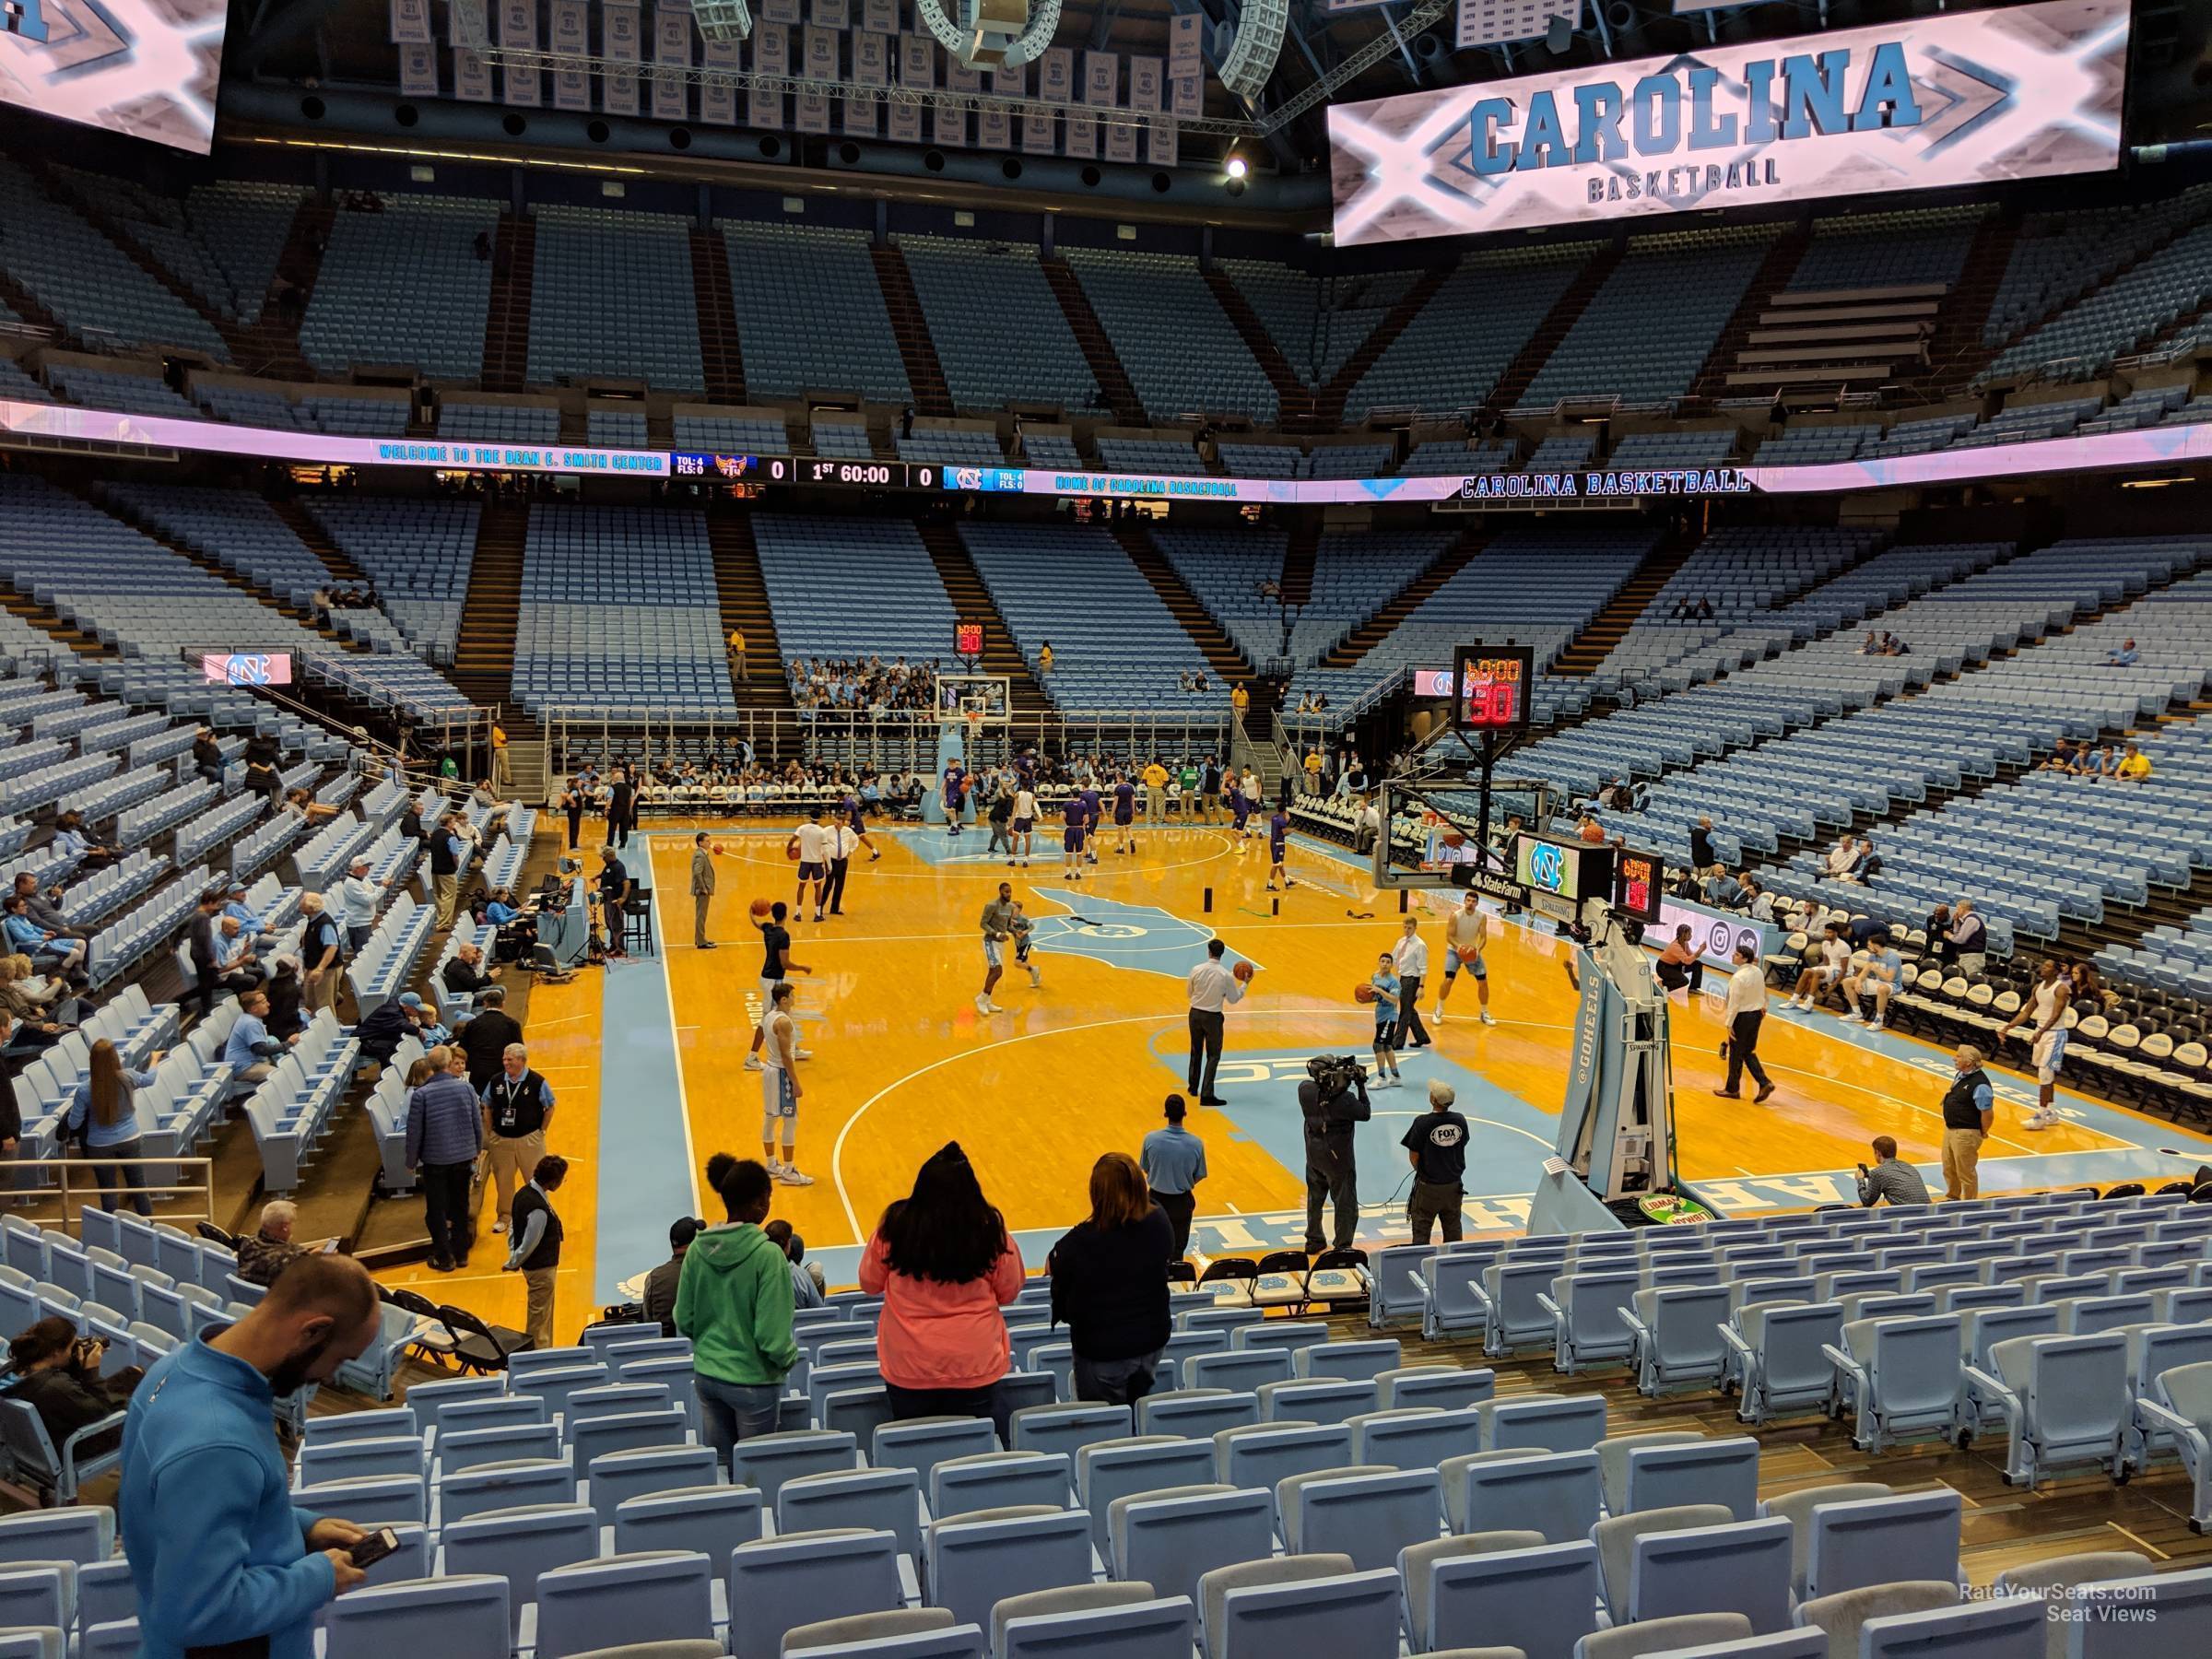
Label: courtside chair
xmin=1109 ymin=1485 xmax=1273 ymax=1605
xmin=777 ymin=1466 xmax=923 ymax=1559
xmin=321 ymin=1575 xmax=510 ymax=1659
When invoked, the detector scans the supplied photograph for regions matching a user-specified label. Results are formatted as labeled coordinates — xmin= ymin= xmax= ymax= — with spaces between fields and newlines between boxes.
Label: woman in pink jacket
xmin=858 ymin=1142 xmax=1025 ymax=1441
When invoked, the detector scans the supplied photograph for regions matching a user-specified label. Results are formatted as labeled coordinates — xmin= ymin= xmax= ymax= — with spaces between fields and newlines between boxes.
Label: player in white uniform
xmin=1998 ymin=958 xmax=2070 ymax=1131
xmin=759 ymin=982 xmax=813 ymax=1185
xmin=791 ymin=807 xmax=832 ymax=923
xmin=1011 ymin=784 xmax=1038 ymax=868
xmin=1240 ymin=768 xmax=1263 ymax=841
xmin=1436 ymin=893 xmax=1495 ymax=1025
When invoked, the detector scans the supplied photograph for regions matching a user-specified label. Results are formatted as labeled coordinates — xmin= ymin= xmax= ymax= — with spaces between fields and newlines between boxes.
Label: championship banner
xmin=862 ymin=0 xmax=896 ymax=33
xmin=1328 ymin=0 xmax=2129 ymax=246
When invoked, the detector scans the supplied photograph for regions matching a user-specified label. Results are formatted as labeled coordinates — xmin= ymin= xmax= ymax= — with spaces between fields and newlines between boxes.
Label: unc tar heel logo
xmin=1526 ymin=842 xmax=1566 ymax=892
xmin=4 ymin=0 xmax=47 ymax=41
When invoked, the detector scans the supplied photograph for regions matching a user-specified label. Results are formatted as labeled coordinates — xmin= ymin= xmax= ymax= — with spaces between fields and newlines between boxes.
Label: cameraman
xmin=6 ymin=1315 xmax=141 ymax=1501
xmin=1299 ymin=1056 xmax=1371 ymax=1253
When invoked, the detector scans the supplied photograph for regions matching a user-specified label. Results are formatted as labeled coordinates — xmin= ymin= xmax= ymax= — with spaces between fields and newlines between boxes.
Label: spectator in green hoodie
xmin=675 ymin=1153 xmax=800 ymax=1463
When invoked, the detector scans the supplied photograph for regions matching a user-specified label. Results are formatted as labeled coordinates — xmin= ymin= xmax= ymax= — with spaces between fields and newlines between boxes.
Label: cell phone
xmin=348 ymin=1527 xmax=401 ymax=1569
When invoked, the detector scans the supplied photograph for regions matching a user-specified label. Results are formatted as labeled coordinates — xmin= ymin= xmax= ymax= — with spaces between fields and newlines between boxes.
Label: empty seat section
xmin=900 ymin=236 xmax=1094 ymax=412
xmin=528 ymin=206 xmax=704 ymax=391
xmin=300 ymin=195 xmax=499 ymax=380
xmin=724 ymin=221 xmax=910 ymax=403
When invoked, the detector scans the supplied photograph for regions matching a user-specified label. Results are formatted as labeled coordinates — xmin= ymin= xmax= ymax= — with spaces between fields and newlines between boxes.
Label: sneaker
xmin=1479 ymin=1011 xmax=1496 ymax=1026
xmin=773 ymin=1164 xmax=816 ymax=1186
xmin=1867 ymin=1018 xmax=1885 ymax=1032
xmin=1841 ymin=1008 xmax=1864 ymax=1023
xmin=491 ymin=1219 xmax=509 ymax=1235
xmin=793 ymin=1048 xmax=814 ymax=1062
xmin=974 ymin=993 xmax=992 ymax=1013
xmin=743 ymin=1054 xmax=763 ymax=1072
xmin=2023 ymin=1110 xmax=2059 ymax=1131
xmin=982 ymin=1001 xmax=1006 ymax=1014
xmin=813 ymin=911 xmax=825 ymax=923
xmin=1027 ymin=966 xmax=1041 ymax=988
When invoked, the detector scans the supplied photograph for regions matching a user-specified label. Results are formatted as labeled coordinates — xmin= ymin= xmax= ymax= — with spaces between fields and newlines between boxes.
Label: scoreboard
xmin=670 ymin=454 xmax=941 ymax=488
xmin=1453 ymin=645 xmax=1535 ymax=734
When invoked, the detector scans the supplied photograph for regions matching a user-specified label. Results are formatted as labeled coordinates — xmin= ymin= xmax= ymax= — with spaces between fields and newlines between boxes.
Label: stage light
xmin=1225 ymin=154 xmax=1249 ymax=180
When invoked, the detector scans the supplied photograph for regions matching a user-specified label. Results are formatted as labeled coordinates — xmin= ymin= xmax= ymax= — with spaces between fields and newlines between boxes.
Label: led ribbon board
xmin=1327 ymin=0 xmax=2128 ymax=245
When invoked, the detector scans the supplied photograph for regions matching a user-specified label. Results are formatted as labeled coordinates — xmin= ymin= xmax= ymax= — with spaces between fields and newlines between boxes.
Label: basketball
xmin=784 ymin=836 xmax=801 ymax=861
xmin=1354 ymin=982 xmax=1377 ymax=1004
xmin=711 ymin=841 xmax=726 ymax=855
xmin=749 ymin=898 xmax=773 ymax=923
xmin=1232 ymin=960 xmax=1255 ymax=983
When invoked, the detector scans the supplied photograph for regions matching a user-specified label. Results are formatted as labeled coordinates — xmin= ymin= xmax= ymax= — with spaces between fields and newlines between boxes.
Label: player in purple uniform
xmin=1080 ymin=783 xmax=1103 ymax=865
xmin=941 ymin=761 xmax=967 ymax=838
xmin=1266 ymin=806 xmax=1295 ymax=892
xmin=1111 ymin=772 xmax=1137 ymax=854
xmin=843 ymin=792 xmax=882 ymax=861
xmin=1061 ymin=791 xmax=1088 ymax=880
xmin=1229 ymin=777 xmax=1253 ymax=844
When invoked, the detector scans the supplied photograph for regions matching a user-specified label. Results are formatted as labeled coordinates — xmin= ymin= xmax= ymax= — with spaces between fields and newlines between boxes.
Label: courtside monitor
xmin=1453 ymin=645 xmax=1535 ymax=734
xmin=1516 ymin=833 xmax=1612 ymax=906
xmin=1614 ymin=848 xmax=1665 ymax=925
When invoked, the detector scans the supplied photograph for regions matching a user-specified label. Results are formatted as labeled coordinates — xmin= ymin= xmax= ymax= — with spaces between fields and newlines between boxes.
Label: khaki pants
xmin=1145 ymin=786 xmax=1165 ymax=826
xmin=487 ymin=1130 xmax=546 ymax=1224
xmin=435 ymin=872 xmax=460 ymax=929
xmin=1942 ymin=1128 xmax=1984 ymax=1201
xmin=304 ymin=969 xmax=340 ymax=1018
xmin=523 ymin=1265 xmax=557 ymax=1350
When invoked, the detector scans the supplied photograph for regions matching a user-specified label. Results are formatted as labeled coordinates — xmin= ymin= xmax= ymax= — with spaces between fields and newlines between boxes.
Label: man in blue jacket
xmin=120 ymin=1253 xmax=384 ymax=1659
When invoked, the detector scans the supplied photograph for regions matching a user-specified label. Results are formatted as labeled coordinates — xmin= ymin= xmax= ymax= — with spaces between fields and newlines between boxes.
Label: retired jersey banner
xmin=1328 ymin=0 xmax=2127 ymax=246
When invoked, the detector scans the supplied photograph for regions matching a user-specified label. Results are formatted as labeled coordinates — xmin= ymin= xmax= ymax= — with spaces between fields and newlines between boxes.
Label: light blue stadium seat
xmin=730 ymin=1430 xmax=858 ymax=1503
xmin=1802 ymin=1488 xmax=1963 ymax=1603
xmin=930 ymin=1452 xmax=1071 ymax=1521
xmin=1200 ymin=1559 xmax=1400 ymax=1659
xmin=614 ymin=1482 xmax=764 ymax=1562
xmin=437 ymin=1501 xmax=597 ymax=1640
xmin=1968 ymin=1333 xmax=2131 ymax=1487
xmin=1442 ymin=1449 xmax=1600 ymax=1545
xmin=1864 ymin=1597 xmax=2046 ymax=1658
xmin=998 ymin=1590 xmax=1194 ymax=1659
xmin=1418 ymin=1538 xmax=1601 ymax=1659
xmin=322 ymin=1574 xmax=510 ymax=1659
xmin=925 ymin=1507 xmax=1093 ymax=1630
xmin=2062 ymin=1564 xmax=2212 ymax=1657
xmin=534 ymin=1549 xmax=716 ymax=1659
xmin=1109 ymin=1484 xmax=1272 ymax=1605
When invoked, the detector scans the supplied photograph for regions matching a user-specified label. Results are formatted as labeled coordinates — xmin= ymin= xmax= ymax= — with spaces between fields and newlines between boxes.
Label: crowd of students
xmin=786 ymin=655 xmax=942 ymax=712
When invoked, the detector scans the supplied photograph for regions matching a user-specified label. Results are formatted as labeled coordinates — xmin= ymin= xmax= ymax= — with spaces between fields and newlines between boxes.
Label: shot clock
xmin=955 ymin=621 xmax=984 ymax=657
xmin=1614 ymin=849 xmax=1664 ymax=924
xmin=1451 ymin=644 xmax=1535 ymax=734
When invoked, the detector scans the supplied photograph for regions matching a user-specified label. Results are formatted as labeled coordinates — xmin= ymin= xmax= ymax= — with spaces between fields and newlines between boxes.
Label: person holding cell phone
xmin=120 ymin=1254 xmax=386 ymax=1659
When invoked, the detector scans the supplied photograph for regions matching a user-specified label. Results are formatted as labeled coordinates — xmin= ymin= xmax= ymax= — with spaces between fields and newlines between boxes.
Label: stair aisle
xmin=869 ymin=243 xmax=955 ymax=418
xmin=688 ymin=228 xmax=748 ymax=406
xmin=1489 ymin=241 xmax=1626 ymax=411
xmin=1112 ymin=522 xmax=1263 ymax=700
xmin=1315 ymin=265 xmax=1450 ymax=428
xmin=1201 ymin=266 xmax=1313 ymax=427
xmin=915 ymin=519 xmax=1053 ymax=717
xmin=707 ymin=506 xmax=800 ymax=726
xmin=1038 ymin=258 xmax=1145 ymax=426
xmin=1551 ymin=535 xmax=1699 ymax=677
xmin=479 ymin=215 xmax=537 ymax=395
xmin=1316 ymin=533 xmax=1482 ymax=670
xmin=453 ymin=498 xmax=533 ymax=735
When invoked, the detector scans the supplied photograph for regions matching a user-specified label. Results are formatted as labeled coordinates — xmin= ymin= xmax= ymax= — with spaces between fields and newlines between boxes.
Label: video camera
xmin=1305 ymin=1053 xmax=1370 ymax=1104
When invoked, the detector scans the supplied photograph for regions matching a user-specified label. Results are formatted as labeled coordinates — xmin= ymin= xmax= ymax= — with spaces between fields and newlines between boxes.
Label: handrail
xmin=0 ymin=1156 xmax=219 ymax=1235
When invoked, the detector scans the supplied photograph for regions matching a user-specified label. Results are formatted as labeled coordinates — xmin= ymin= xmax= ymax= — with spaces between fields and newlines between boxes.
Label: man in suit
xmin=691 ymin=831 xmax=718 ymax=950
